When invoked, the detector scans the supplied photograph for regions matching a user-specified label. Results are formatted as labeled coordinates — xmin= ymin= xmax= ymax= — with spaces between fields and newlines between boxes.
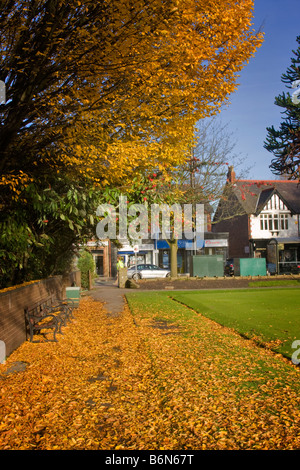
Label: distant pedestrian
xmin=117 ymin=256 xmax=125 ymax=271
xmin=115 ymin=256 xmax=125 ymax=285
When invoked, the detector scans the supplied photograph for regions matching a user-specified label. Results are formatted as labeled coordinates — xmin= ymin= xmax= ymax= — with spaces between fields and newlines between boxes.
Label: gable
xmin=256 ymin=189 xmax=290 ymax=215
xmin=233 ymin=180 xmax=300 ymax=215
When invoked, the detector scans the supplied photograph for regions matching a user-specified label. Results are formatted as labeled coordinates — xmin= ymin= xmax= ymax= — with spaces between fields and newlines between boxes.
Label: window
xmin=280 ymin=214 xmax=288 ymax=230
xmin=260 ymin=213 xmax=288 ymax=231
xmin=266 ymin=195 xmax=288 ymax=211
xmin=260 ymin=214 xmax=272 ymax=230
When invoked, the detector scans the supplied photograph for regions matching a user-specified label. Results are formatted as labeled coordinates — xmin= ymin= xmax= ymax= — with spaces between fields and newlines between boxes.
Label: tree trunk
xmin=169 ymin=239 xmax=178 ymax=278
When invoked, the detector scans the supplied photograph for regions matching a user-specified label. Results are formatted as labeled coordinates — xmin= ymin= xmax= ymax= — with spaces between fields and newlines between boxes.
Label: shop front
xmin=86 ymin=240 xmax=110 ymax=277
xmin=156 ymin=233 xmax=229 ymax=274
xmin=118 ymin=243 xmax=155 ymax=268
xmin=267 ymin=238 xmax=300 ymax=274
xmin=157 ymin=239 xmax=193 ymax=273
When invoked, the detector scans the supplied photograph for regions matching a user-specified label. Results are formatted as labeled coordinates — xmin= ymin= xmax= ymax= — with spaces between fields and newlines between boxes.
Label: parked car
xmin=127 ymin=264 xmax=171 ymax=280
xmin=224 ymin=259 xmax=234 ymax=277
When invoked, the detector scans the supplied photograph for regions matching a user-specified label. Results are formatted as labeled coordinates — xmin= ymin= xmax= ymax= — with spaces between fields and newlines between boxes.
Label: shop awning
xmin=156 ymin=239 xmax=196 ymax=249
xmin=269 ymin=237 xmax=300 ymax=244
xmin=118 ymin=251 xmax=148 ymax=255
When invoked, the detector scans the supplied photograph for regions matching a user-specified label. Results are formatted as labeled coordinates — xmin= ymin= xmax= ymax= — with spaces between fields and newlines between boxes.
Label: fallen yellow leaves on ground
xmin=0 ymin=280 xmax=40 ymax=294
xmin=0 ymin=296 xmax=300 ymax=450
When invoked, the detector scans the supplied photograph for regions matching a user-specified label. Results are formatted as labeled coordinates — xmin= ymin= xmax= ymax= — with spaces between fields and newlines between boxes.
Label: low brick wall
xmin=0 ymin=271 xmax=81 ymax=358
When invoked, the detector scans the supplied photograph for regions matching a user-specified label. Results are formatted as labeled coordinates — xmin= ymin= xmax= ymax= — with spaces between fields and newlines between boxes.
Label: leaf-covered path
xmin=1 ymin=296 xmax=300 ymax=450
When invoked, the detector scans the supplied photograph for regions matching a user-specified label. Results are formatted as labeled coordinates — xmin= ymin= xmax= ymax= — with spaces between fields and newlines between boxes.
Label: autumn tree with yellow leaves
xmin=0 ymin=0 xmax=263 ymax=287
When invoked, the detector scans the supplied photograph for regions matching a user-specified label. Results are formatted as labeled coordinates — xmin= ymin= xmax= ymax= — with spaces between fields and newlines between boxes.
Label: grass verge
xmin=126 ymin=290 xmax=300 ymax=449
xmin=167 ymin=288 xmax=300 ymax=360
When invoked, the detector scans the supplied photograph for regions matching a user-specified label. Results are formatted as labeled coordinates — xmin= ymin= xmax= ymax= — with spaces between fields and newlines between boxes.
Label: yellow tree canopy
xmin=0 ymin=0 xmax=263 ymax=189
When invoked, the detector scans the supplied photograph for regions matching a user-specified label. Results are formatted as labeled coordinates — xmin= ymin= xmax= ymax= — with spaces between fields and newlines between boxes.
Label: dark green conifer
xmin=264 ymin=36 xmax=300 ymax=179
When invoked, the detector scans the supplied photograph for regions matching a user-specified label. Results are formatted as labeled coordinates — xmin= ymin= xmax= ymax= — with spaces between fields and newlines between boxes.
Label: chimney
xmin=227 ymin=166 xmax=236 ymax=184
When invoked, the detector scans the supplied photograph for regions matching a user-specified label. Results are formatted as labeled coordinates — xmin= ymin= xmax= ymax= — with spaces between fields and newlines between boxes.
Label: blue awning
xmin=156 ymin=239 xmax=204 ymax=249
xmin=118 ymin=251 xmax=148 ymax=255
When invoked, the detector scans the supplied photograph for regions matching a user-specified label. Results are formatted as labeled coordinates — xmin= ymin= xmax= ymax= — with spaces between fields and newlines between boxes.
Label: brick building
xmin=212 ymin=167 xmax=300 ymax=274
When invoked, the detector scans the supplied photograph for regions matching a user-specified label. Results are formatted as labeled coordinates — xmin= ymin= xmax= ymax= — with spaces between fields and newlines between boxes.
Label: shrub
xmin=77 ymin=251 xmax=95 ymax=289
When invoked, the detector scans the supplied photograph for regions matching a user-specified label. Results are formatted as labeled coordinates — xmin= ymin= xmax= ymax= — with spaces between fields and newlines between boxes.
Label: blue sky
xmin=214 ymin=0 xmax=299 ymax=180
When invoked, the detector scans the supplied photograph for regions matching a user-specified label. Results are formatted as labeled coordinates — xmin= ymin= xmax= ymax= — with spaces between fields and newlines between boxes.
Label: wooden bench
xmin=45 ymin=298 xmax=75 ymax=325
xmin=24 ymin=297 xmax=75 ymax=343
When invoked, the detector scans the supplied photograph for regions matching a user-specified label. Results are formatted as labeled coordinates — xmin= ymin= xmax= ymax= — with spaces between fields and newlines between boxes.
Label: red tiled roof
xmin=238 ymin=180 xmax=298 ymax=184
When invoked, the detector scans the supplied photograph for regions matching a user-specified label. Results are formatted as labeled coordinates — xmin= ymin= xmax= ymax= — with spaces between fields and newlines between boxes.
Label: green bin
xmin=66 ymin=287 xmax=81 ymax=306
xmin=190 ymin=255 xmax=224 ymax=277
xmin=236 ymin=258 xmax=267 ymax=276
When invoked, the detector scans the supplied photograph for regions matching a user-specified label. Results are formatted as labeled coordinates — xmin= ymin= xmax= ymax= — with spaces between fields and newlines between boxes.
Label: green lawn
xmin=127 ymin=288 xmax=300 ymax=360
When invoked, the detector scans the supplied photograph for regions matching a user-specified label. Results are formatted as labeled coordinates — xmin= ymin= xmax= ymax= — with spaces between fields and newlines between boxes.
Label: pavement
xmin=85 ymin=277 xmax=127 ymax=316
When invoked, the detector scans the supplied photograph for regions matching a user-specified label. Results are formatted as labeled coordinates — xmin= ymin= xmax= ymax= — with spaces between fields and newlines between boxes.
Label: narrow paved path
xmin=86 ymin=278 xmax=126 ymax=316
